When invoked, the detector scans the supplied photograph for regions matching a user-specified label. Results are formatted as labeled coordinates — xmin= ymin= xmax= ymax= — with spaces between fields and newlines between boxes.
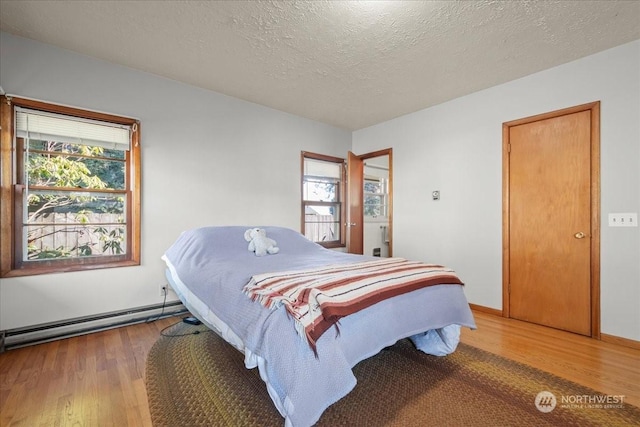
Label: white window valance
xmin=15 ymin=107 xmax=131 ymax=151
xmin=303 ymin=158 xmax=341 ymax=180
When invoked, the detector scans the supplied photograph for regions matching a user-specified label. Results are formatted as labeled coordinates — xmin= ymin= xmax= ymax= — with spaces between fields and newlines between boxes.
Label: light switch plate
xmin=608 ymin=213 xmax=638 ymax=227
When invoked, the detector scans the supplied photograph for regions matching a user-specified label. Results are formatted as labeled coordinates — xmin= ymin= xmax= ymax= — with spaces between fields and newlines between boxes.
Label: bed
xmin=162 ymin=226 xmax=476 ymax=427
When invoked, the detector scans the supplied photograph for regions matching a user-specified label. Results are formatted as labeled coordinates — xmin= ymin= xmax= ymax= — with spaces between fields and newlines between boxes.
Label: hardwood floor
xmin=0 ymin=310 xmax=638 ymax=426
xmin=0 ymin=316 xmax=177 ymax=427
xmin=461 ymin=311 xmax=640 ymax=408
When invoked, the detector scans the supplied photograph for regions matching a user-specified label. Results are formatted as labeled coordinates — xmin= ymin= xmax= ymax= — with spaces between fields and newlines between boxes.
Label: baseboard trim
xmin=601 ymin=333 xmax=640 ymax=350
xmin=469 ymin=303 xmax=503 ymax=317
xmin=469 ymin=304 xmax=640 ymax=350
xmin=0 ymin=301 xmax=187 ymax=352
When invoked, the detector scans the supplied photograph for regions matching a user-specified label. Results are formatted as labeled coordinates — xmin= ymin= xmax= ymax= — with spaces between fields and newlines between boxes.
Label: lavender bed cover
xmin=162 ymin=226 xmax=476 ymax=427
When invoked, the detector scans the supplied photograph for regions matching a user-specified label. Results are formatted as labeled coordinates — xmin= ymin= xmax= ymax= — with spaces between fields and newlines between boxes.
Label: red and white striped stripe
xmin=244 ymin=258 xmax=463 ymax=352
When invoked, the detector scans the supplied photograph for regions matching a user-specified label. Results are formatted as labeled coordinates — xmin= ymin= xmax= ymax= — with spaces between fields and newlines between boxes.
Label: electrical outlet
xmin=159 ymin=284 xmax=169 ymax=297
xmin=608 ymin=213 xmax=638 ymax=227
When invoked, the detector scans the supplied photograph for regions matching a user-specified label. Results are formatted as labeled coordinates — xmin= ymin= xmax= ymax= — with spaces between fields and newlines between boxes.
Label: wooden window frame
xmin=0 ymin=96 xmax=141 ymax=277
xmin=301 ymin=151 xmax=346 ymax=248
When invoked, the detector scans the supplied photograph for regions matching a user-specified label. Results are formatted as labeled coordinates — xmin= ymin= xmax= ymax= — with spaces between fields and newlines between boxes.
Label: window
xmin=1 ymin=96 xmax=141 ymax=277
xmin=301 ymin=152 xmax=345 ymax=247
xmin=364 ymin=177 xmax=389 ymax=218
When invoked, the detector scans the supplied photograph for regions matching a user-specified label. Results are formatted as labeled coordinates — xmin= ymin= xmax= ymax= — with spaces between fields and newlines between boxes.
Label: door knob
xmin=346 ymin=222 xmax=357 ymax=227
xmin=574 ymin=232 xmax=586 ymax=239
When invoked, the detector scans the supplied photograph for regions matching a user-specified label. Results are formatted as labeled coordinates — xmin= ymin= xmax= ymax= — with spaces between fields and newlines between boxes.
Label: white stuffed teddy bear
xmin=244 ymin=228 xmax=279 ymax=256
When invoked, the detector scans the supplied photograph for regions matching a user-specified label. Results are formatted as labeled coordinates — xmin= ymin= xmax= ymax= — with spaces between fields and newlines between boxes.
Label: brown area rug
xmin=146 ymin=322 xmax=640 ymax=426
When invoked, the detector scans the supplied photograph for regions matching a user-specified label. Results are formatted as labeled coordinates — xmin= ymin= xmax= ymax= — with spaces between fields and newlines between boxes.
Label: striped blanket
xmin=243 ymin=257 xmax=463 ymax=353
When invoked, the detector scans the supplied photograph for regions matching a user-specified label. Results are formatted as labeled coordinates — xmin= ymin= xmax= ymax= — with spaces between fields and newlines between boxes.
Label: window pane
xmin=27 ymin=139 xmax=125 ymax=159
xmin=24 ymin=189 xmax=127 ymax=260
xmin=304 ymin=204 xmax=340 ymax=242
xmin=303 ymin=178 xmax=338 ymax=202
xmin=364 ymin=194 xmax=386 ymax=217
xmin=26 ymin=190 xmax=125 ymax=222
xmin=25 ymin=224 xmax=127 ymax=260
xmin=26 ymin=139 xmax=125 ymax=190
xmin=364 ymin=180 xmax=382 ymax=194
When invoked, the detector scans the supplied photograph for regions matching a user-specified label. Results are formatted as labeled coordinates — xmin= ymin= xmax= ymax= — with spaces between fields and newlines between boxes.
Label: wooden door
xmin=347 ymin=151 xmax=364 ymax=254
xmin=504 ymin=103 xmax=600 ymax=336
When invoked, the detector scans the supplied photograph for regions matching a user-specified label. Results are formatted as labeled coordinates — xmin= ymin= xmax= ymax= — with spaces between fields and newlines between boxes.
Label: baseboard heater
xmin=0 ymin=301 xmax=187 ymax=352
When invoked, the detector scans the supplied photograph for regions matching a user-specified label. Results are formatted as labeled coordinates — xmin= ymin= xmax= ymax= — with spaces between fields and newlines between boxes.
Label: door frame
xmin=347 ymin=148 xmax=393 ymax=256
xmin=502 ymin=102 xmax=600 ymax=338
xmin=347 ymin=151 xmax=364 ymax=254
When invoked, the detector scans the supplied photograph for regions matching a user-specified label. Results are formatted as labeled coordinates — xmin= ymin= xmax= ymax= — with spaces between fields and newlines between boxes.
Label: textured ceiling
xmin=1 ymin=1 xmax=639 ymax=130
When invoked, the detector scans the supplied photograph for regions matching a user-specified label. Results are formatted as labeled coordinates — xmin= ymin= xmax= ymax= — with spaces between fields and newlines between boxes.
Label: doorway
xmin=347 ymin=148 xmax=393 ymax=257
xmin=363 ymin=155 xmax=391 ymax=257
xmin=502 ymin=102 xmax=600 ymax=337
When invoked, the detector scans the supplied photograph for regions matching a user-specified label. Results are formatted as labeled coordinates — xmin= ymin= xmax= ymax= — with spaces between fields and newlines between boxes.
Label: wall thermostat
xmin=432 ymin=191 xmax=440 ymax=200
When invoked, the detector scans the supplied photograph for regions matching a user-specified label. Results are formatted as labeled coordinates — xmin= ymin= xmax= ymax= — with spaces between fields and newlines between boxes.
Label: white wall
xmin=0 ymin=33 xmax=352 ymax=330
xmin=353 ymin=40 xmax=640 ymax=341
xmin=2 ymin=32 xmax=638 ymax=342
